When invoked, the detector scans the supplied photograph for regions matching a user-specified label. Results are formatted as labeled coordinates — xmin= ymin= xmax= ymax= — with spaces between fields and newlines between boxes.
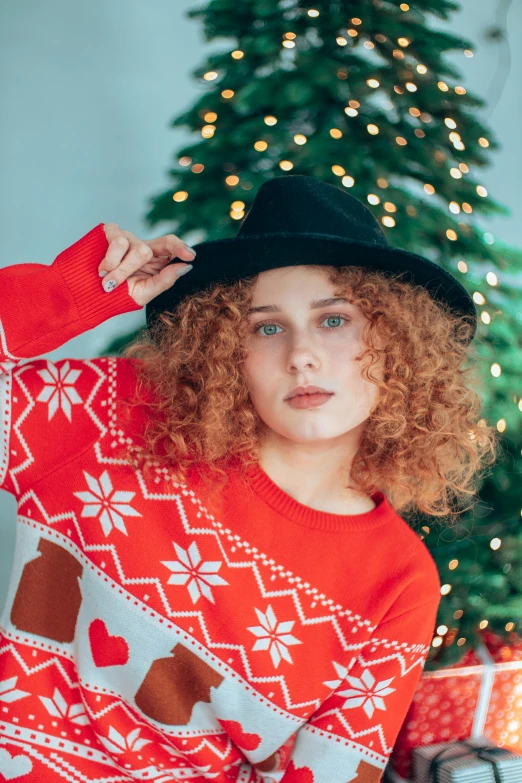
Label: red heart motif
xmin=218 ymin=719 xmax=261 ymax=750
xmin=88 ymin=619 xmax=129 ymax=667
xmin=284 ymin=760 xmax=315 ymax=782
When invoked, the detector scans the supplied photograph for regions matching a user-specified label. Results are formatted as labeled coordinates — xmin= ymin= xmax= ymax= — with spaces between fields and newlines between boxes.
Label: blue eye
xmin=323 ymin=315 xmax=344 ymax=328
xmin=253 ymin=314 xmax=350 ymax=337
xmin=257 ymin=323 xmax=282 ymax=337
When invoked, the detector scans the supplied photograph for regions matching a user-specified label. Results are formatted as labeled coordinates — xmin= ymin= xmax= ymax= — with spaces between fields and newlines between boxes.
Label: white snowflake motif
xmin=35 ymin=360 xmax=83 ymax=422
xmin=337 ymin=667 xmax=396 ymax=719
xmin=323 ymin=659 xmax=354 ymax=690
xmin=0 ymin=675 xmax=30 ymax=702
xmin=247 ymin=605 xmax=302 ymax=669
xmin=73 ymin=469 xmax=142 ymax=537
xmin=161 ymin=541 xmax=229 ymax=604
xmin=98 ymin=726 xmax=151 ymax=755
xmin=39 ymin=687 xmax=89 ymax=725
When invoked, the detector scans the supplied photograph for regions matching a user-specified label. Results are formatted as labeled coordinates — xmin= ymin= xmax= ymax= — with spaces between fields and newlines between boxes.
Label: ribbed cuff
xmin=53 ymin=223 xmax=143 ymax=328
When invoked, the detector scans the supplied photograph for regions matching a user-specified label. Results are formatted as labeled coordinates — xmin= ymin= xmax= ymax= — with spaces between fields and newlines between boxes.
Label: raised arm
xmin=0 ymin=223 xmax=195 ymax=498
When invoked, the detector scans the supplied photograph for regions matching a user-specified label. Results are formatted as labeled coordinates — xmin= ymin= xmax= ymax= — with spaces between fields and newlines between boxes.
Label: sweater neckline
xmin=242 ymin=461 xmax=394 ymax=532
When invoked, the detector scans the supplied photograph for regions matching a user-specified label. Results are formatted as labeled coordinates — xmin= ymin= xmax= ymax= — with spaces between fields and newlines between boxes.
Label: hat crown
xmin=146 ymin=174 xmax=477 ymax=344
xmin=238 ymin=175 xmax=389 ymax=247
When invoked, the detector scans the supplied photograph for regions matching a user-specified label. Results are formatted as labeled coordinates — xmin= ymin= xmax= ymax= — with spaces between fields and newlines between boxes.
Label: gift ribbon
xmin=472 ymin=642 xmax=496 ymax=738
xmin=427 ymin=739 xmax=509 ymax=783
xmin=427 ymin=643 xmax=502 ymax=782
xmin=389 ymin=641 xmax=515 ymax=782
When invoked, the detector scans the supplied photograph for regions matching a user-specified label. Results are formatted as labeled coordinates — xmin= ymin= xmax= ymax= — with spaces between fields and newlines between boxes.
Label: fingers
xmin=101 ymin=236 xmax=153 ymax=292
xmin=131 ymin=262 xmax=194 ymax=308
xmin=98 ymin=225 xmax=196 ymax=293
xmin=100 ymin=225 xmax=129 ymax=279
xmin=98 ymin=224 xmax=149 ymax=288
xmin=101 ymin=224 xmax=130 ymax=270
xmin=146 ymin=233 xmax=197 ymax=260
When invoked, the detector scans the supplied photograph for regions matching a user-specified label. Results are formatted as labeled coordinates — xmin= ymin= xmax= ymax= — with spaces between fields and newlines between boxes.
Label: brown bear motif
xmin=355 ymin=758 xmax=386 ymax=782
xmin=135 ymin=642 xmax=224 ymax=725
xmin=10 ymin=538 xmax=83 ymax=643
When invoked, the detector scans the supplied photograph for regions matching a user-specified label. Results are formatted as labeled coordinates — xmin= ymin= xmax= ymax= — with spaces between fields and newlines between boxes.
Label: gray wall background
xmin=1 ymin=0 xmax=521 ymax=610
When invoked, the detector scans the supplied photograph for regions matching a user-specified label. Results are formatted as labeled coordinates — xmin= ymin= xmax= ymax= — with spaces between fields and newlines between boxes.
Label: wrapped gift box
xmin=390 ymin=635 xmax=522 ymax=780
xmin=412 ymin=735 xmax=522 ymax=782
xmin=385 ymin=735 xmax=522 ymax=783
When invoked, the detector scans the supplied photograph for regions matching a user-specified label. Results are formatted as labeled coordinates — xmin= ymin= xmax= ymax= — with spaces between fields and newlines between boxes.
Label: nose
xmin=287 ymin=342 xmax=320 ymax=373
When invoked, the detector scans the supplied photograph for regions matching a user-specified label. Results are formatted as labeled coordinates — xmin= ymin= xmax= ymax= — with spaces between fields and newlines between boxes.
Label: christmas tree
xmin=103 ymin=0 xmax=522 ymax=668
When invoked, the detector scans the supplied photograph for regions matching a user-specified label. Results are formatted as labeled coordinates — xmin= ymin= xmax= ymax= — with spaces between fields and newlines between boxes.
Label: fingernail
xmin=177 ymin=264 xmax=193 ymax=277
xmin=185 ymin=246 xmax=197 ymax=256
xmin=103 ymin=278 xmax=117 ymax=292
xmin=99 ymin=270 xmax=108 ymax=277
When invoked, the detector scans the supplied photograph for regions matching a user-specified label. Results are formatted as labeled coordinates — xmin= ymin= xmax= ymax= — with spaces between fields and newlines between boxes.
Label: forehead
xmin=251 ymin=264 xmax=332 ymax=292
xmin=248 ymin=265 xmax=360 ymax=315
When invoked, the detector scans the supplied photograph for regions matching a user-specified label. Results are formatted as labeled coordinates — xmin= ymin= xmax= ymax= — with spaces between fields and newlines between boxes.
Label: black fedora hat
xmin=146 ymin=174 xmax=476 ymax=344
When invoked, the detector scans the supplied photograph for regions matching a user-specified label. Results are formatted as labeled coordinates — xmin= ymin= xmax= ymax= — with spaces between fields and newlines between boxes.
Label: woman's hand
xmin=99 ymin=223 xmax=196 ymax=307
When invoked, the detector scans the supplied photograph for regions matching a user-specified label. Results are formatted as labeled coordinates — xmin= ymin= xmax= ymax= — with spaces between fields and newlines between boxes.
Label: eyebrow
xmin=247 ymin=297 xmax=351 ymax=314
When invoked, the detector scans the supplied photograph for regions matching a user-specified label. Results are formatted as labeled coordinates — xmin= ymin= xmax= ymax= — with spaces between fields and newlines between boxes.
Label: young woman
xmin=0 ymin=176 xmax=499 ymax=782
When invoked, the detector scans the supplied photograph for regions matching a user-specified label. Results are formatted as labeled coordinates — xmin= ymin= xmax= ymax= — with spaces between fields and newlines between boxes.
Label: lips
xmin=286 ymin=392 xmax=333 ymax=409
xmin=286 ymin=386 xmax=333 ymax=400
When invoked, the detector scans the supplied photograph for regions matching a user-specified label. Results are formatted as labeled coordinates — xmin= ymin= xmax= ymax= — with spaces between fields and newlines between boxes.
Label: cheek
xmin=243 ymin=340 xmax=281 ymax=379
xmin=242 ymin=352 xmax=271 ymax=395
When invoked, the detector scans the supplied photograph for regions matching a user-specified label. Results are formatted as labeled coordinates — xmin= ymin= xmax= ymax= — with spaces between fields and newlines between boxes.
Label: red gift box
xmin=389 ymin=632 xmax=522 ymax=780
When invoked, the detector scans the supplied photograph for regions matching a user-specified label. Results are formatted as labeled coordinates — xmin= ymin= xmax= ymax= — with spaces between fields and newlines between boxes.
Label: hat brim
xmin=145 ymin=233 xmax=476 ymax=343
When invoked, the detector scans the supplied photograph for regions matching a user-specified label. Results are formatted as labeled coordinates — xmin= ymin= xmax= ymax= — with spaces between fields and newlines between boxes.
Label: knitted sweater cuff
xmin=54 ymin=222 xmax=143 ymax=328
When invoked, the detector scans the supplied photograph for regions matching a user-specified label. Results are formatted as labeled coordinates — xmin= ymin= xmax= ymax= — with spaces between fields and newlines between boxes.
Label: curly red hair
xmin=115 ymin=264 xmax=501 ymax=526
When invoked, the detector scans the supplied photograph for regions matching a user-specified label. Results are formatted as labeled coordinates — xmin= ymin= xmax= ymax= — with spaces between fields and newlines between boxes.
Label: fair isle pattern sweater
xmin=0 ymin=224 xmax=441 ymax=783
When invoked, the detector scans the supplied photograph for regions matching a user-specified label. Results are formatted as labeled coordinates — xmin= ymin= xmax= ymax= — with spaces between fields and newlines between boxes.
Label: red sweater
xmin=0 ymin=224 xmax=441 ymax=782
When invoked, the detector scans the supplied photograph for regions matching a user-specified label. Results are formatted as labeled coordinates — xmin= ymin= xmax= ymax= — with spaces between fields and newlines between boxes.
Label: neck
xmin=257 ymin=428 xmax=375 ymax=515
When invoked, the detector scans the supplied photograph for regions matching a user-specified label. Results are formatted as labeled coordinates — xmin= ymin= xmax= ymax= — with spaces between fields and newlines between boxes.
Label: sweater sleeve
xmin=276 ymin=587 xmax=441 ymax=783
xmin=0 ymin=224 xmax=143 ymax=498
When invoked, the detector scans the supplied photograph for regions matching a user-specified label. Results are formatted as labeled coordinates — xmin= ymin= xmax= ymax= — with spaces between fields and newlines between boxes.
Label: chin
xmin=274 ymin=423 xmax=346 ymax=443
